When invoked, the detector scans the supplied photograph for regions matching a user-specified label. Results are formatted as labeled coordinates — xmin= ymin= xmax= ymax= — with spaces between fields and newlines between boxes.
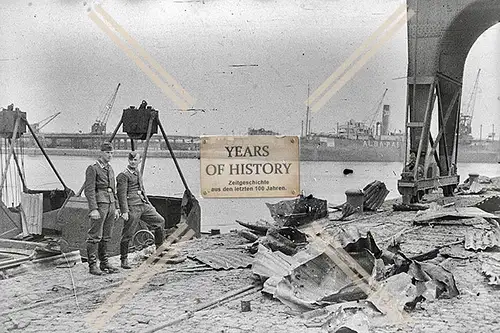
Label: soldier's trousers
xmin=120 ymin=203 xmax=165 ymax=259
xmin=87 ymin=202 xmax=116 ymax=244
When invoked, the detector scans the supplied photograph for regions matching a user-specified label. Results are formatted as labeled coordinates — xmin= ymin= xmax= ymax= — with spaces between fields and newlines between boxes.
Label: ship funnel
xmin=381 ymin=104 xmax=390 ymax=135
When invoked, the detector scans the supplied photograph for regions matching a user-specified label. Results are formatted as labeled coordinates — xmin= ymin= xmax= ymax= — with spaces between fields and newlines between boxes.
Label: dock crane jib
xmin=32 ymin=112 xmax=61 ymax=133
xmin=91 ymin=83 xmax=121 ymax=135
xmin=459 ymin=69 xmax=481 ymax=140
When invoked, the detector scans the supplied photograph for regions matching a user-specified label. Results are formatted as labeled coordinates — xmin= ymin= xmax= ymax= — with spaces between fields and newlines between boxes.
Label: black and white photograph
xmin=1 ymin=0 xmax=500 ymax=332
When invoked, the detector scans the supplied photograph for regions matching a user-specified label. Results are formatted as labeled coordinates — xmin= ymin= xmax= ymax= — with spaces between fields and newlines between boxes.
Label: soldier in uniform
xmin=84 ymin=142 xmax=120 ymax=275
xmin=116 ymin=151 xmax=165 ymax=269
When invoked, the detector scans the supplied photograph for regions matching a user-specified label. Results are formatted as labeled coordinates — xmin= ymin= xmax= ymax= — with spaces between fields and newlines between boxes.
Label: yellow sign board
xmin=200 ymin=135 xmax=300 ymax=198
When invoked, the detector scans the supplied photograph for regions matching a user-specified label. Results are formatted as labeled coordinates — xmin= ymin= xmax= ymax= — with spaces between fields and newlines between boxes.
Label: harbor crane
xmin=366 ymin=88 xmax=389 ymax=132
xmin=459 ymin=68 xmax=481 ymax=140
xmin=31 ymin=112 xmax=61 ymax=133
xmin=91 ymin=83 xmax=121 ymax=135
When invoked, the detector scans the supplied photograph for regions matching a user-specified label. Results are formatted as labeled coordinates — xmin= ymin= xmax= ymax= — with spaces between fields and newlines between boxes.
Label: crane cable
xmin=366 ymin=89 xmax=388 ymax=129
xmin=0 ymin=139 xmax=3 ymax=204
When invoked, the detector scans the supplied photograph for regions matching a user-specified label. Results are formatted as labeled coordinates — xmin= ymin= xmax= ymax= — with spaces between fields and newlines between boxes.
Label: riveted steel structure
xmin=398 ymin=0 xmax=500 ymax=204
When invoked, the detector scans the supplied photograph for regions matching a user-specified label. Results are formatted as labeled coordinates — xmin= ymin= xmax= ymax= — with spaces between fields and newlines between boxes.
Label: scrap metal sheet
xmin=252 ymin=244 xmax=319 ymax=279
xmin=465 ymin=229 xmax=500 ymax=251
xmin=413 ymin=207 xmax=498 ymax=224
xmin=474 ymin=196 xmax=500 ymax=214
xmin=188 ymin=249 xmax=253 ymax=270
xmin=275 ymin=251 xmax=371 ymax=311
xmin=363 ymin=180 xmax=390 ymax=211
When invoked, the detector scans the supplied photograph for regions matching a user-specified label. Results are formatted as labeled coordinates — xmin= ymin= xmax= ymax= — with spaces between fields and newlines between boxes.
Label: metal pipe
xmin=157 ymin=119 xmax=189 ymax=191
xmin=453 ymin=93 xmax=462 ymax=170
xmin=108 ymin=117 xmax=123 ymax=143
xmin=25 ymin=121 xmax=69 ymax=191
xmin=411 ymin=0 xmax=418 ymax=137
xmin=140 ymin=112 xmax=155 ymax=175
xmin=0 ymin=116 xmax=20 ymax=195
xmin=10 ymin=140 xmax=28 ymax=192
xmin=143 ymin=284 xmax=262 ymax=333
xmin=0 ymin=250 xmax=36 ymax=269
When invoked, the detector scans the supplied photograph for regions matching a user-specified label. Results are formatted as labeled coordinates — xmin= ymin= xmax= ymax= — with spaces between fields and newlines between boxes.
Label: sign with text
xmin=200 ymin=135 xmax=300 ymax=198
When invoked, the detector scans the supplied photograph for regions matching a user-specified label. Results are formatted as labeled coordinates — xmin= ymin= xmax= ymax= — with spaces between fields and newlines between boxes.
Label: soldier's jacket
xmin=116 ymin=166 xmax=149 ymax=213
xmin=84 ymin=158 xmax=119 ymax=211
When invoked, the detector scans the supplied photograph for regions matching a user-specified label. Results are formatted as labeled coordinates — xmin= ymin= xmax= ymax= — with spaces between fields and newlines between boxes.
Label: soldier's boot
xmin=154 ymin=227 xmax=165 ymax=251
xmin=87 ymin=243 xmax=103 ymax=276
xmin=98 ymin=241 xmax=119 ymax=273
xmin=120 ymin=241 xmax=131 ymax=269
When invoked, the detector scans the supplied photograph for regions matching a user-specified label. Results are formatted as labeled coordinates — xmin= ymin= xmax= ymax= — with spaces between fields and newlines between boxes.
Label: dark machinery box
xmin=0 ymin=109 xmax=27 ymax=138
xmin=122 ymin=107 xmax=159 ymax=140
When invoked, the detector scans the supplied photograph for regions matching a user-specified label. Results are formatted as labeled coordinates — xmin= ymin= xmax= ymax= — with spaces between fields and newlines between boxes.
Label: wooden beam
xmin=0 ymin=116 xmax=21 ymax=196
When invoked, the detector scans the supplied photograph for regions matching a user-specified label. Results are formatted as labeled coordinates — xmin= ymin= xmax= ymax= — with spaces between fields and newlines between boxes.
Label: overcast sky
xmin=0 ymin=0 xmax=498 ymax=138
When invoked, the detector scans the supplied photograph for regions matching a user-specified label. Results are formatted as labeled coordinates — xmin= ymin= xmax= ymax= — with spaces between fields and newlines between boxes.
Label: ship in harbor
xmin=297 ymin=104 xmax=406 ymax=162
xmin=16 ymin=72 xmax=499 ymax=163
xmin=21 ymin=110 xmax=498 ymax=163
xmin=289 ymin=72 xmax=499 ymax=163
xmin=249 ymin=102 xmax=500 ymax=163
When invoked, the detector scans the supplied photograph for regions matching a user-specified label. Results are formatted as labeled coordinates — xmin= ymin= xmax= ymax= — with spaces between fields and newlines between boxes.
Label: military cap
xmin=100 ymin=142 xmax=114 ymax=152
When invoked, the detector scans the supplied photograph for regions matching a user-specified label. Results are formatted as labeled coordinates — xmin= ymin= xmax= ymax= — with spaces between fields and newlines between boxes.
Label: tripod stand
xmin=107 ymin=103 xmax=201 ymax=243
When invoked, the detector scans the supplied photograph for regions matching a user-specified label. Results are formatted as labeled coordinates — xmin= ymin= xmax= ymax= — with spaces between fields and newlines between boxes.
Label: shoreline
xmin=21 ymin=147 xmax=500 ymax=164
xmin=23 ymin=147 xmax=200 ymax=159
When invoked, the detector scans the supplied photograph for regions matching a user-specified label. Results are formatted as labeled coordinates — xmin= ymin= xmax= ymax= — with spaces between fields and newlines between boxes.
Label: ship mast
xmin=305 ymin=83 xmax=310 ymax=137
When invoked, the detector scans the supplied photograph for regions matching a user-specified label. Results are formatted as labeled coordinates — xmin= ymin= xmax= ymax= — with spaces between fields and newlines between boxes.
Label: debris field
xmin=2 ymin=177 xmax=500 ymax=332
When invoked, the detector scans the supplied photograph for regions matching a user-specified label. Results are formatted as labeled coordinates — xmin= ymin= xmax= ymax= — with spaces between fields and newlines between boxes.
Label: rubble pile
xmin=235 ymin=191 xmax=463 ymax=332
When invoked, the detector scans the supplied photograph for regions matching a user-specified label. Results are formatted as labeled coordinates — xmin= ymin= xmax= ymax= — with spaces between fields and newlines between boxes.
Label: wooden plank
xmin=0 ymin=238 xmax=47 ymax=251
xmin=21 ymin=192 xmax=43 ymax=235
